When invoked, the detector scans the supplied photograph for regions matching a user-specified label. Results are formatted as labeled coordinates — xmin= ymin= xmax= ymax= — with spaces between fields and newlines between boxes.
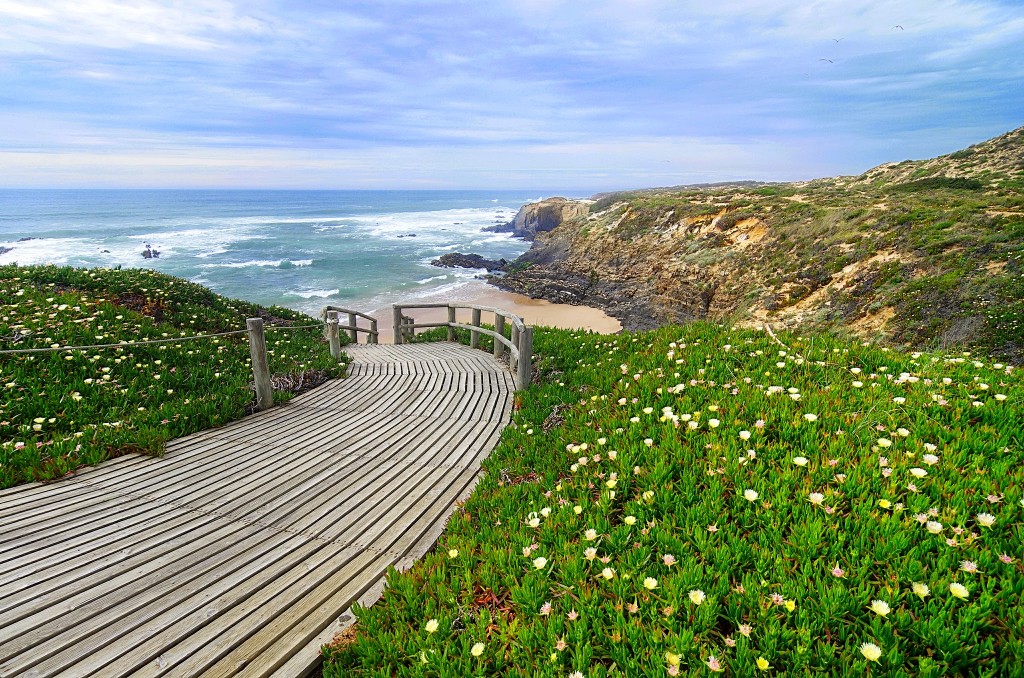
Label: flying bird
xmin=820 ymin=58 xmax=834 ymax=63
xmin=833 ymin=38 xmax=843 ymax=43
xmin=894 ymin=25 xmax=904 ymax=30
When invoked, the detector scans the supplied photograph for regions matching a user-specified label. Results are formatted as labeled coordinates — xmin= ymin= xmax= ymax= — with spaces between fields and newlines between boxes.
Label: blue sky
xmin=1 ymin=0 xmax=1022 ymax=191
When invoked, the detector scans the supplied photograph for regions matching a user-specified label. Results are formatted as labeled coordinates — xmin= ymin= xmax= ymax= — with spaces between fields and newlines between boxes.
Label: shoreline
xmin=366 ymin=278 xmax=621 ymax=344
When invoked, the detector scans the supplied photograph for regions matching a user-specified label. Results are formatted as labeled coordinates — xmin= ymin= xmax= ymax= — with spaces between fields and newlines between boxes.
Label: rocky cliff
xmin=494 ymin=126 xmax=1024 ymax=361
xmin=491 ymin=197 xmax=591 ymax=239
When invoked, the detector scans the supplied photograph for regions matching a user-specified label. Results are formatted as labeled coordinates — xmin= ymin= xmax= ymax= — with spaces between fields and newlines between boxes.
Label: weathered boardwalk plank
xmin=0 ymin=342 xmax=512 ymax=677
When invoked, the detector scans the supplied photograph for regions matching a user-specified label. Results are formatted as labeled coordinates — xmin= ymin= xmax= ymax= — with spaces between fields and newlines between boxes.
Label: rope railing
xmin=0 ymin=317 xmax=333 ymax=412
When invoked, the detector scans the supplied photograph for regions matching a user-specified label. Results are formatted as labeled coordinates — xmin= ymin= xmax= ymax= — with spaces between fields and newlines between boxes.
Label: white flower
xmin=803 ymin=413 xmax=818 ymax=421
xmin=860 ymin=642 xmax=882 ymax=663
xmin=643 ymin=577 xmax=658 ymax=590
xmin=922 ymin=454 xmax=939 ymax=465
xmin=912 ymin=582 xmax=930 ymax=599
xmin=808 ymin=492 xmax=825 ymax=505
xmin=792 ymin=456 xmax=808 ymax=467
xmin=869 ymin=600 xmax=890 ymax=616
xmin=688 ymin=589 xmax=706 ymax=605
xmin=743 ymin=489 xmax=759 ymax=502
xmin=909 ymin=468 xmax=927 ymax=478
xmin=739 ymin=430 xmax=751 ymax=440
xmin=532 ymin=556 xmax=548 ymax=570
xmin=926 ymin=521 xmax=943 ymax=534
xmin=584 ymin=528 xmax=598 ymax=541
xmin=425 ymin=619 xmax=439 ymax=633
xmin=471 ymin=642 xmax=485 ymax=657
xmin=949 ymin=582 xmax=970 ymax=600
xmin=601 ymin=567 xmax=615 ymax=580
xmin=976 ymin=512 xmax=995 ymax=527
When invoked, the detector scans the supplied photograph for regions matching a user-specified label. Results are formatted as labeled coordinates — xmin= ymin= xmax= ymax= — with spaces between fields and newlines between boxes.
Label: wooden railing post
xmin=470 ymin=308 xmax=481 ymax=349
xmin=516 ymin=326 xmax=533 ymax=388
xmin=369 ymin=318 xmax=378 ymax=344
xmin=510 ymin=324 xmax=520 ymax=372
xmin=393 ymin=305 xmax=403 ymax=344
xmin=402 ymin=315 xmax=413 ymax=341
xmin=246 ymin=317 xmax=273 ymax=411
xmin=326 ymin=310 xmax=342 ymax=359
xmin=347 ymin=312 xmax=358 ymax=342
xmin=493 ymin=313 xmax=505 ymax=359
xmin=447 ymin=305 xmax=456 ymax=342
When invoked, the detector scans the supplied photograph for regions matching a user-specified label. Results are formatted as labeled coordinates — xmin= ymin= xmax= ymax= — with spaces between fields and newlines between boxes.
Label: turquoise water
xmin=0 ymin=190 xmax=551 ymax=316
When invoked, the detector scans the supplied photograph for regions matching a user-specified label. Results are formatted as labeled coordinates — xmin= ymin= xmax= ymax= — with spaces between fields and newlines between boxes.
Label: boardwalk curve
xmin=0 ymin=342 xmax=513 ymax=677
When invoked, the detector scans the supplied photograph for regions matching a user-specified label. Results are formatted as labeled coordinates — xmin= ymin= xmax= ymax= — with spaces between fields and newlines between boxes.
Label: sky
xmin=1 ymin=0 xmax=1022 ymax=191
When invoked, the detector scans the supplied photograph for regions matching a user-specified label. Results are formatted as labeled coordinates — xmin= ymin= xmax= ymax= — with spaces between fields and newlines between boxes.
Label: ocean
xmin=0 ymin=190 xmax=553 ymax=317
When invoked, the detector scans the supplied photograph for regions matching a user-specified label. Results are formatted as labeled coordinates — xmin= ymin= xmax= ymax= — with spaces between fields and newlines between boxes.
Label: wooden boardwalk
xmin=0 ymin=342 xmax=513 ymax=677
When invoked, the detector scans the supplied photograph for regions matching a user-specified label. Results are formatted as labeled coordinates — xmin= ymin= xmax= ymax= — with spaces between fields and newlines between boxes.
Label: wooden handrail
xmin=320 ymin=305 xmax=379 ymax=344
xmin=392 ymin=303 xmax=533 ymax=388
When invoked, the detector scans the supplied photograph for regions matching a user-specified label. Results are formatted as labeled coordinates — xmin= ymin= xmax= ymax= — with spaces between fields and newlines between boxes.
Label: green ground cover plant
xmin=0 ymin=264 xmax=347 ymax=489
xmin=325 ymin=323 xmax=1023 ymax=677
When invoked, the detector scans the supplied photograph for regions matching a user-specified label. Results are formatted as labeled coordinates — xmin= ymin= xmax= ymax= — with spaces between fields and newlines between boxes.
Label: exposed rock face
xmin=0 ymin=246 xmax=12 ymax=256
xmin=491 ymin=197 xmax=591 ymax=240
xmin=491 ymin=125 xmax=1024 ymax=361
xmin=431 ymin=252 xmax=507 ymax=272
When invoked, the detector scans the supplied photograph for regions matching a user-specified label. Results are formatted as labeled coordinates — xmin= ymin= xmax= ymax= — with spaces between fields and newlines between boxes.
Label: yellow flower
xmin=643 ymin=577 xmax=658 ymax=590
xmin=860 ymin=642 xmax=882 ymax=662
xmin=425 ymin=619 xmax=439 ymax=634
xmin=869 ymin=600 xmax=890 ymax=616
xmin=877 ymin=499 xmax=891 ymax=509
xmin=624 ymin=515 xmax=637 ymax=526
xmin=601 ymin=567 xmax=615 ymax=580
xmin=447 ymin=549 xmax=459 ymax=558
xmin=912 ymin=582 xmax=930 ymax=599
xmin=533 ymin=556 xmax=548 ymax=570
xmin=688 ymin=589 xmax=706 ymax=605
xmin=949 ymin=582 xmax=970 ymax=600
xmin=756 ymin=656 xmax=772 ymax=671
xmin=784 ymin=599 xmax=796 ymax=612
xmin=665 ymin=651 xmax=681 ymax=667
xmin=471 ymin=642 xmax=485 ymax=657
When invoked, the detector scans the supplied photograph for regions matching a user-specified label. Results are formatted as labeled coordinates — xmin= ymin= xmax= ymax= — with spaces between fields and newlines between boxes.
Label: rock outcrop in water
xmin=488 ymin=197 xmax=591 ymax=240
xmin=431 ymin=252 xmax=507 ymax=272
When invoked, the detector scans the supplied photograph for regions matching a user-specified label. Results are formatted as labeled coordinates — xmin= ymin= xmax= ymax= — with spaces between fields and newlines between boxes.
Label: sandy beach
xmin=363 ymin=279 xmax=621 ymax=343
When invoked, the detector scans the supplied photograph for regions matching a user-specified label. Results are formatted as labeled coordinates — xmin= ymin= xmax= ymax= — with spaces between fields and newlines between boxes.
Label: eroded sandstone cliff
xmin=493 ymin=126 xmax=1024 ymax=360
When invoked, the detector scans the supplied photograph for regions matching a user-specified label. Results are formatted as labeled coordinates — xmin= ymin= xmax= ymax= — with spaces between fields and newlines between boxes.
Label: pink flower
xmin=627 ymin=602 xmax=639 ymax=614
xmin=707 ymin=524 xmax=719 ymax=533
xmin=555 ymin=638 xmax=567 ymax=651
xmin=770 ymin=593 xmax=785 ymax=606
xmin=754 ymin=419 xmax=765 ymax=428
xmin=961 ymin=560 xmax=979 ymax=573
xmin=724 ymin=636 xmax=736 ymax=647
xmin=667 ymin=666 xmax=679 ymax=676
xmin=539 ymin=602 xmax=551 ymax=616
xmin=987 ymin=494 xmax=1004 ymax=504
xmin=738 ymin=623 xmax=753 ymax=638
xmin=567 ymin=609 xmax=579 ymax=620
xmin=706 ymin=655 xmax=724 ymax=672
xmin=831 ymin=566 xmax=845 ymax=578
xmin=662 ymin=554 xmax=677 ymax=566
xmin=999 ymin=554 xmax=1015 ymax=564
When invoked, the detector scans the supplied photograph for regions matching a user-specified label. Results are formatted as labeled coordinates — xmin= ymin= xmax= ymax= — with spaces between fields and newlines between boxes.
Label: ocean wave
xmin=286 ymin=288 xmax=340 ymax=299
xmin=414 ymin=274 xmax=450 ymax=285
xmin=201 ymin=259 xmax=314 ymax=269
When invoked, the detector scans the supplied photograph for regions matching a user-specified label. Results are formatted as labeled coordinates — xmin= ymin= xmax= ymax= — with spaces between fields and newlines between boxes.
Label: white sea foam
xmin=201 ymin=259 xmax=313 ymax=269
xmin=414 ymin=274 xmax=450 ymax=285
xmin=286 ymin=288 xmax=340 ymax=299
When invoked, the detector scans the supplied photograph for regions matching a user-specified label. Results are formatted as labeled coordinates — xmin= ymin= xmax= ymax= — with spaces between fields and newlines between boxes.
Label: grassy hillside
xmin=497 ymin=126 xmax=1024 ymax=363
xmin=325 ymin=323 xmax=1022 ymax=676
xmin=0 ymin=264 xmax=346 ymax=489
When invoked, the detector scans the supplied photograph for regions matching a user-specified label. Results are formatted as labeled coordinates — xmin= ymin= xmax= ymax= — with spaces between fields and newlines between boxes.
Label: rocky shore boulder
xmin=489 ymin=197 xmax=591 ymax=240
xmin=431 ymin=252 xmax=507 ymax=272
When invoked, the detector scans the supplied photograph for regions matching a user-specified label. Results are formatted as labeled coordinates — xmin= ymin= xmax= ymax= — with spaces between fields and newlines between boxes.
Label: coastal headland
xmin=477 ymin=125 xmax=1023 ymax=361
